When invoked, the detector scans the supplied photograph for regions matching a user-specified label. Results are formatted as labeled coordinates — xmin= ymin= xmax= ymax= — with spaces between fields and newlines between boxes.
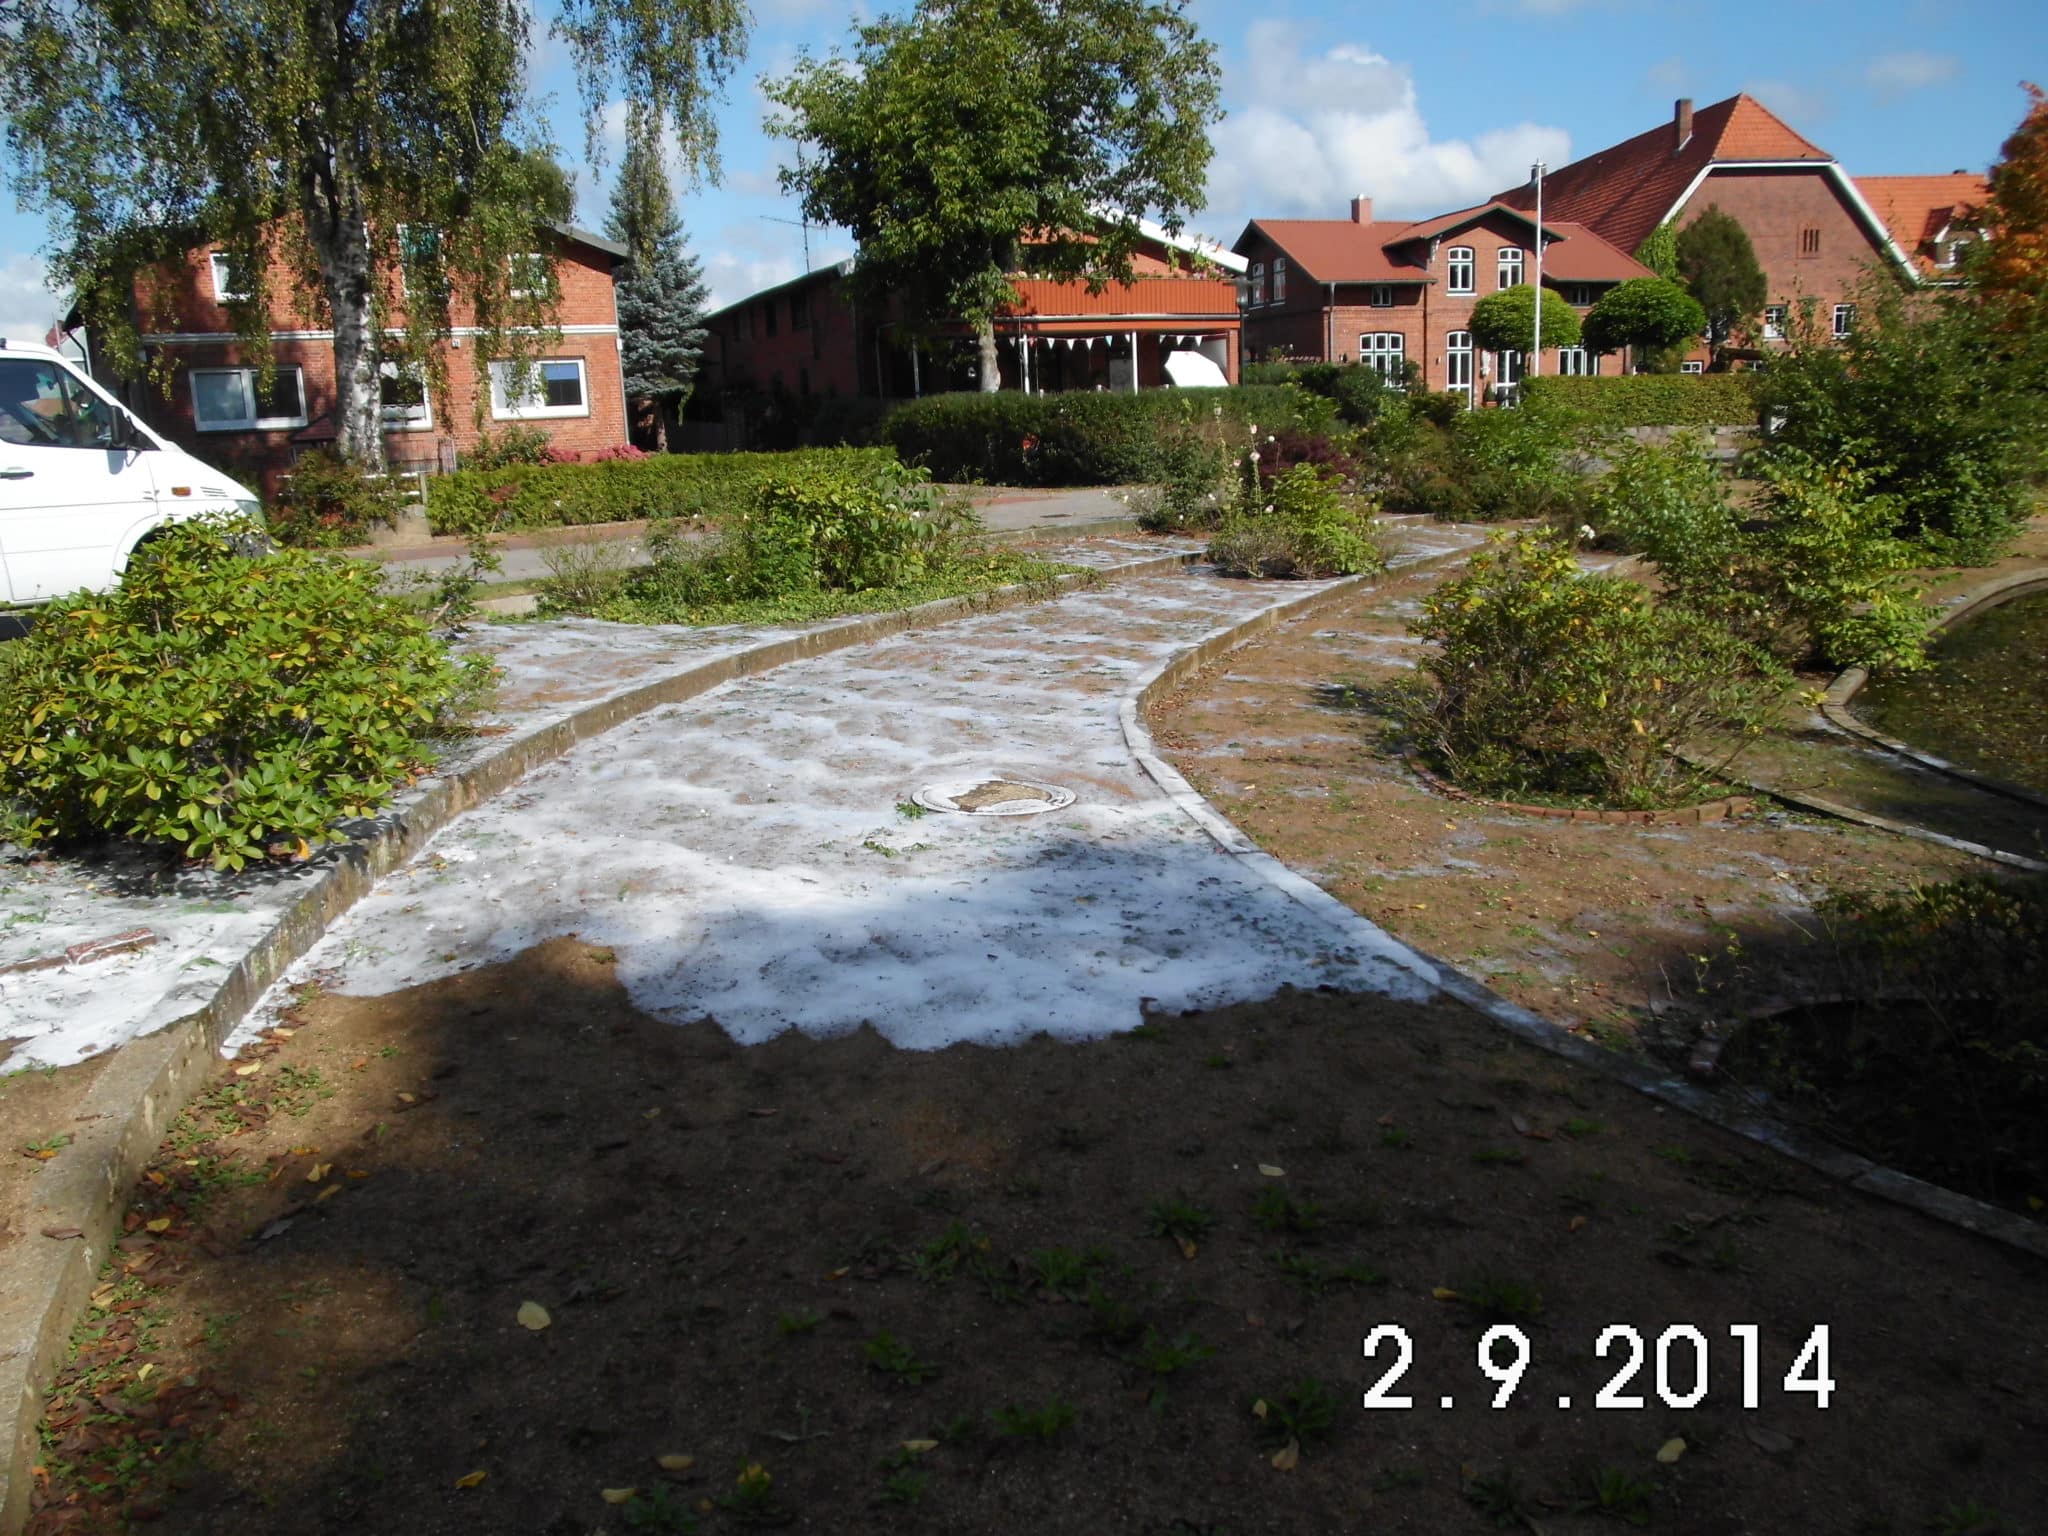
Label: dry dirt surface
xmin=24 ymin=939 xmax=2048 ymax=1536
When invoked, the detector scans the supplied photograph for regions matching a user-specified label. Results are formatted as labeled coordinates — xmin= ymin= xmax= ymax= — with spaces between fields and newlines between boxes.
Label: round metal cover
xmin=911 ymin=777 xmax=1076 ymax=817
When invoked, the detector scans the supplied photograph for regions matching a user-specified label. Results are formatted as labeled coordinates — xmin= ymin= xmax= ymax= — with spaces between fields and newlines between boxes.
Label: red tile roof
xmin=1240 ymin=215 xmax=1651 ymax=286
xmin=1855 ymin=173 xmax=1989 ymax=275
xmin=1396 ymin=201 xmax=1570 ymax=244
xmin=1493 ymin=94 xmax=1834 ymax=258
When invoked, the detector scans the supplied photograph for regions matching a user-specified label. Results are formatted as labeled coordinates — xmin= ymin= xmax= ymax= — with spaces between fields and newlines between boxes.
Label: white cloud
xmin=1740 ymin=79 xmax=1832 ymax=128
xmin=1200 ymin=24 xmax=1571 ymax=230
xmin=1866 ymin=51 xmax=1960 ymax=98
xmin=0 ymin=254 xmax=65 ymax=344
xmin=701 ymin=237 xmax=853 ymax=312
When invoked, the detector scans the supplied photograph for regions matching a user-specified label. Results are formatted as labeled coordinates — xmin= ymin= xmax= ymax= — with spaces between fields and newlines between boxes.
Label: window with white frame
xmin=508 ymin=252 xmax=552 ymax=299
xmin=1358 ymin=332 xmax=1406 ymax=379
xmin=1679 ymin=360 xmax=1705 ymax=374
xmin=1444 ymin=331 xmax=1474 ymax=400
xmin=378 ymin=360 xmax=431 ymax=430
xmin=190 ymin=366 xmax=306 ymax=432
xmin=1497 ymin=247 xmax=1524 ymax=289
xmin=1555 ymin=347 xmax=1595 ymax=376
xmin=209 ymin=252 xmax=250 ymax=303
xmin=1445 ymin=247 xmax=1474 ymax=295
xmin=1367 ymin=284 xmax=1394 ymax=307
xmin=1272 ymin=258 xmax=1287 ymax=305
xmin=1763 ymin=305 xmax=1786 ymax=340
xmin=1831 ymin=303 xmax=1856 ymax=338
xmin=1564 ymin=283 xmax=1600 ymax=308
xmin=1249 ymin=261 xmax=1265 ymax=306
xmin=1496 ymin=349 xmax=1524 ymax=387
xmin=488 ymin=357 xmax=588 ymax=419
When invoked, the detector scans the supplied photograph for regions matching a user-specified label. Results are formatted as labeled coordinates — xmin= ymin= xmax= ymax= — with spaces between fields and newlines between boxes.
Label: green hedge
xmin=426 ymin=447 xmax=900 ymax=535
xmin=1521 ymin=374 xmax=1759 ymax=428
xmin=881 ymin=386 xmax=1337 ymax=485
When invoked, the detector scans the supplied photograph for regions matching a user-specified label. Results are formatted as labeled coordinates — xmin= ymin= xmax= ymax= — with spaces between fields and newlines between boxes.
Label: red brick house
xmin=119 ymin=223 xmax=631 ymax=491
xmin=695 ymin=220 xmax=1245 ymax=439
xmin=1234 ymin=197 xmax=1653 ymax=402
xmin=1489 ymin=95 xmax=1977 ymax=355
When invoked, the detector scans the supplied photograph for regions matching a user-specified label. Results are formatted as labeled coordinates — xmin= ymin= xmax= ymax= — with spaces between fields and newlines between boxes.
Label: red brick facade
xmin=123 ymin=227 xmax=629 ymax=492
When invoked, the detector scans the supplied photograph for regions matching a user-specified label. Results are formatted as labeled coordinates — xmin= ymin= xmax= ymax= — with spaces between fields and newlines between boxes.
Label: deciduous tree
xmin=766 ymin=0 xmax=1222 ymax=393
xmin=1675 ymin=206 xmax=1767 ymax=364
xmin=1976 ymin=82 xmax=2048 ymax=302
xmin=1583 ymin=277 xmax=1706 ymax=369
xmin=0 ymin=0 xmax=745 ymax=468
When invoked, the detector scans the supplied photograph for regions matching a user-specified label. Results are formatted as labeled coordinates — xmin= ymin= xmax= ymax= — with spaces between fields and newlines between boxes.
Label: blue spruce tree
xmin=606 ymin=112 xmax=709 ymax=449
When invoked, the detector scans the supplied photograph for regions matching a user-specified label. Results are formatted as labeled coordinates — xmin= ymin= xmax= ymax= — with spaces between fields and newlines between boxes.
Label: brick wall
xmin=1677 ymin=166 xmax=1891 ymax=321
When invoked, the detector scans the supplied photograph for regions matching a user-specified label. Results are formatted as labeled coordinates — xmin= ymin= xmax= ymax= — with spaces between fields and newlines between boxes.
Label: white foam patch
xmin=243 ymin=564 xmax=1446 ymax=1052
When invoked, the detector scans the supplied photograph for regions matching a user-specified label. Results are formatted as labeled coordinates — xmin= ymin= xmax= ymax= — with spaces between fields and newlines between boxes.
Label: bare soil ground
xmin=23 ymin=939 xmax=2048 ymax=1536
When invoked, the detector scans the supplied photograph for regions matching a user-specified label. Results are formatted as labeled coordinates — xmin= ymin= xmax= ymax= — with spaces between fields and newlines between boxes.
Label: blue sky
xmin=2 ymin=0 xmax=2041 ymax=339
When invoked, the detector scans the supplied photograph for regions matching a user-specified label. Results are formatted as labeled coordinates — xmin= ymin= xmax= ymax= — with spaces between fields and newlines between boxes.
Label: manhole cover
xmin=911 ymin=777 xmax=1076 ymax=817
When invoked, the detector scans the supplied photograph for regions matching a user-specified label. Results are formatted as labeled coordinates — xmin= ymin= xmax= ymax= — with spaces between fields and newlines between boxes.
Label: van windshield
xmin=0 ymin=358 xmax=127 ymax=450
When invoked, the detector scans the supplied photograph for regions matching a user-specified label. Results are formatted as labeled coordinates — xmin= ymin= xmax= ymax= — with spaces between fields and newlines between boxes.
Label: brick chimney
xmin=1350 ymin=195 xmax=1373 ymax=224
xmin=1674 ymin=98 xmax=1694 ymax=153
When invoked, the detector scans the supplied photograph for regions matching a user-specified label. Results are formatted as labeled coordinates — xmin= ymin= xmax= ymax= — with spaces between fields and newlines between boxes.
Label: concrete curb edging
xmin=1821 ymin=570 xmax=2048 ymax=815
xmin=0 ymin=545 xmax=1197 ymax=1536
xmin=1118 ymin=559 xmax=2048 ymax=1268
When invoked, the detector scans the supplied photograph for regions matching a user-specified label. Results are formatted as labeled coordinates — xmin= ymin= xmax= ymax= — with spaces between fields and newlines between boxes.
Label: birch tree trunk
xmin=976 ymin=317 xmax=1000 ymax=393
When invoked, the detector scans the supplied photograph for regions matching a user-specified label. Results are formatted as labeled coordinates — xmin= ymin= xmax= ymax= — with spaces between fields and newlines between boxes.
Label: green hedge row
xmin=426 ymin=447 xmax=900 ymax=535
xmin=1521 ymin=374 xmax=1759 ymax=428
xmin=881 ymin=386 xmax=1337 ymax=485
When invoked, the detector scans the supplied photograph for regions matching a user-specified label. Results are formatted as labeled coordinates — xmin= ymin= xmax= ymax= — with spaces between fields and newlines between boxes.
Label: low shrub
xmin=1592 ymin=434 xmax=1931 ymax=671
xmin=427 ymin=447 xmax=900 ymax=536
xmin=1132 ymin=420 xmax=1233 ymax=533
xmin=1382 ymin=398 xmax=1598 ymax=524
xmin=265 ymin=449 xmax=407 ymax=549
xmin=0 ymin=519 xmax=491 ymax=870
xmin=880 ymin=386 xmax=1336 ymax=486
xmin=1391 ymin=528 xmax=1785 ymax=807
xmin=464 ymin=425 xmax=557 ymax=470
xmin=1207 ymin=458 xmax=1387 ymax=581
xmin=1240 ymin=362 xmax=1395 ymax=428
xmin=1521 ymin=373 xmax=1757 ymax=428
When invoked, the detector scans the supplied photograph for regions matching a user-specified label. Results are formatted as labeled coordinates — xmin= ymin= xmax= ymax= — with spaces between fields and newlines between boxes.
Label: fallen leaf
xmin=347 ymin=1169 xmax=370 ymax=1179
xmin=600 ymin=1487 xmax=637 ymax=1504
xmin=1257 ymin=1164 xmax=1285 ymax=1178
xmin=396 ymin=1092 xmax=417 ymax=1105
xmin=748 ymin=1108 xmax=778 ymax=1119
xmin=656 ymin=1453 xmax=695 ymax=1472
xmin=270 ymin=1026 xmax=295 ymax=1039
xmin=1432 ymin=1287 xmax=1460 ymax=1302
xmin=900 ymin=1439 xmax=938 ymax=1454
xmin=233 ymin=1063 xmax=261 ymax=1077
xmin=40 ymin=1227 xmax=84 ymax=1240
xmin=1567 ymin=1215 xmax=1589 ymax=1233
xmin=1250 ymin=1399 xmax=1269 ymax=1421
xmin=1270 ymin=1439 xmax=1300 ymax=1471
xmin=1745 ymin=1425 xmax=1797 ymax=1455
xmin=350 ymin=1057 xmax=369 ymax=1071
xmin=1656 ymin=1438 xmax=1686 ymax=1464
xmin=145 ymin=1217 xmax=172 ymax=1234
xmin=455 ymin=1470 xmax=486 ymax=1489
xmin=315 ymin=1185 xmax=341 ymax=1204
xmin=306 ymin=1162 xmax=332 ymax=1184
xmin=1175 ymin=1234 xmax=1198 ymax=1261
xmin=290 ymin=1145 xmax=317 ymax=1157
xmin=824 ymin=1267 xmax=850 ymax=1281
xmin=136 ymin=1363 xmax=155 ymax=1382
xmin=517 ymin=1301 xmax=552 ymax=1331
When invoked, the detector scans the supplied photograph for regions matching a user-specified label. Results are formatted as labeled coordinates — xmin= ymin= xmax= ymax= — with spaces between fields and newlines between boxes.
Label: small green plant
xmin=1562 ymin=1117 xmax=1605 ymax=1138
xmin=1252 ymin=1187 xmax=1325 ymax=1236
xmin=1380 ymin=1127 xmax=1413 ymax=1149
xmin=1466 ymin=1465 xmax=1535 ymax=1528
xmin=991 ymin=1397 xmax=1077 ymax=1441
xmin=863 ymin=1331 xmax=938 ymax=1385
xmin=1026 ymin=1245 xmax=1112 ymax=1300
xmin=1208 ymin=460 xmax=1386 ymax=579
xmin=1373 ymin=1463 xmax=1426 ymax=1493
xmin=20 ymin=1134 xmax=70 ymax=1161
xmin=1471 ymin=1147 xmax=1527 ymax=1168
xmin=1269 ymin=1251 xmax=1386 ymax=1295
xmin=894 ymin=800 xmax=929 ymax=819
xmin=1080 ymin=1280 xmax=1145 ymax=1350
xmin=879 ymin=1468 xmax=927 ymax=1505
xmin=715 ymin=1462 xmax=786 ymax=1527
xmin=1930 ymin=1500 xmax=2014 ymax=1535
xmin=909 ymin=1222 xmax=987 ymax=1285
xmin=1458 ymin=1273 xmax=1545 ymax=1324
xmin=621 ymin=1482 xmax=698 ymax=1531
xmin=1579 ymin=1465 xmax=1655 ymax=1525
xmin=1253 ymin=1378 xmax=1339 ymax=1447
xmin=775 ymin=1308 xmax=822 ymax=1336
xmin=1135 ymin=1328 xmax=1215 ymax=1378
xmin=1146 ymin=1195 xmax=1217 ymax=1244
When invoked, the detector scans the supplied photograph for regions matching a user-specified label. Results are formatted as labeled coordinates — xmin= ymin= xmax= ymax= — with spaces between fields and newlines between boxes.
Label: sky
xmin=1 ymin=0 xmax=2042 ymax=340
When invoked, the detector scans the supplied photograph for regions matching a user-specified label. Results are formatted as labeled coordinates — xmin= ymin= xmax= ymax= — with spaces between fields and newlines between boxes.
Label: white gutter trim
xmin=1656 ymin=161 xmax=1922 ymax=281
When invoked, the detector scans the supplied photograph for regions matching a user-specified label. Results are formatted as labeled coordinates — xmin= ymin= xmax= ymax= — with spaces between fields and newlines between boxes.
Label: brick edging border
xmin=1117 ymin=558 xmax=2048 ymax=1270
xmin=1821 ymin=570 xmax=2048 ymax=814
xmin=0 ymin=546 xmax=1196 ymax=1536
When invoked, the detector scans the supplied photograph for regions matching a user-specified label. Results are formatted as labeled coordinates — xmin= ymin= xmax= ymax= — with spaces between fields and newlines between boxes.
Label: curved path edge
xmin=0 ymin=549 xmax=1194 ymax=1536
xmin=1821 ymin=569 xmax=2048 ymax=815
xmin=1118 ymin=564 xmax=2048 ymax=1273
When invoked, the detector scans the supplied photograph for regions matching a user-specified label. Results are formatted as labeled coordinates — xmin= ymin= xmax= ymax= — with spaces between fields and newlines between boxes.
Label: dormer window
xmin=1446 ymin=247 xmax=1475 ymax=295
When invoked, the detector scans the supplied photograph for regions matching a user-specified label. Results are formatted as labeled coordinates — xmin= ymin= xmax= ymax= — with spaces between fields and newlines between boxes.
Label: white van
xmin=0 ymin=339 xmax=261 ymax=605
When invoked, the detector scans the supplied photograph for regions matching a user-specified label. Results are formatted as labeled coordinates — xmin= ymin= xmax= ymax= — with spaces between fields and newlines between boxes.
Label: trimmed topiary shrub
xmin=0 ymin=519 xmax=492 ymax=870
xmin=426 ymin=447 xmax=900 ymax=535
xmin=1521 ymin=374 xmax=1757 ymax=428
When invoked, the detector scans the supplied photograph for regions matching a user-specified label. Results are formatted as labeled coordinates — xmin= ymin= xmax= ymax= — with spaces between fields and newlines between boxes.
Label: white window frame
xmin=209 ymin=252 xmax=249 ymax=303
xmin=1272 ymin=257 xmax=1287 ymax=305
xmin=1496 ymin=349 xmax=1525 ymax=387
xmin=508 ymin=252 xmax=552 ymax=300
xmin=1497 ymin=247 xmax=1524 ymax=290
xmin=1445 ymin=247 xmax=1475 ymax=296
xmin=1831 ymin=303 xmax=1856 ymax=338
xmin=1763 ymin=305 xmax=1786 ymax=341
xmin=488 ymin=357 xmax=590 ymax=420
xmin=1556 ymin=346 xmax=1595 ymax=376
xmin=1358 ymin=331 xmax=1406 ymax=380
xmin=189 ymin=365 xmax=307 ymax=432
xmin=1249 ymin=261 xmax=1265 ymax=307
xmin=378 ymin=359 xmax=433 ymax=431
xmin=1680 ymin=360 xmax=1706 ymax=374
xmin=1565 ymin=283 xmax=1599 ymax=308
xmin=1444 ymin=331 xmax=1474 ymax=404
xmin=1367 ymin=284 xmax=1394 ymax=308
